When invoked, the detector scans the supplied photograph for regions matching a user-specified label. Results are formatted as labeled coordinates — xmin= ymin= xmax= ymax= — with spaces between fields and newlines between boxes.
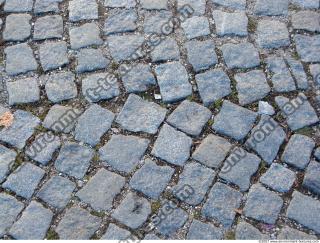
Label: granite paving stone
xmin=212 ymin=100 xmax=258 ymax=141
xmin=101 ymin=224 xmax=132 ymax=240
xmin=177 ymin=0 xmax=206 ymax=16
xmin=56 ymin=207 xmax=101 ymax=239
xmin=76 ymin=168 xmax=125 ymax=211
xmin=254 ymin=0 xmax=288 ymax=16
xmin=144 ymin=11 xmax=172 ymax=34
xmin=39 ymin=41 xmax=69 ymax=71
xmin=202 ymin=182 xmax=242 ymax=228
xmin=221 ymin=43 xmax=260 ymax=69
xmin=212 ymin=10 xmax=248 ymax=36
xmin=76 ymin=49 xmax=109 ymax=74
xmin=3 ymin=14 xmax=31 ymax=41
xmin=167 ymin=100 xmax=211 ymax=137
xmin=181 ymin=16 xmax=210 ymax=39
xmin=285 ymin=56 xmax=309 ymax=90
xmin=287 ymin=191 xmax=320 ymax=234
xmin=68 ymin=0 xmax=98 ymax=22
xmin=34 ymin=0 xmax=60 ymax=14
xmin=210 ymin=0 xmax=246 ymax=10
xmin=151 ymin=124 xmax=192 ymax=166
xmin=292 ymin=11 xmax=320 ymax=32
xmin=187 ymin=220 xmax=223 ymax=240
xmin=9 ymin=201 xmax=53 ymax=240
xmin=278 ymin=226 xmax=318 ymax=240
xmin=295 ymin=34 xmax=320 ymax=62
xmin=0 ymin=145 xmax=16 ymax=183
xmin=140 ymin=0 xmax=168 ymax=10
xmin=291 ymin=0 xmax=319 ymax=8
xmin=281 ymin=134 xmax=315 ymax=169
xmin=302 ymin=160 xmax=320 ymax=195
xmin=112 ymin=192 xmax=151 ymax=229
xmin=54 ymin=142 xmax=94 ymax=179
xmin=116 ymin=94 xmax=167 ymax=134
xmin=4 ymin=0 xmax=33 ymax=12
xmin=104 ymin=9 xmax=137 ymax=35
xmin=315 ymin=148 xmax=320 ymax=161
xmin=185 ymin=40 xmax=218 ymax=72
xmin=195 ymin=69 xmax=231 ymax=106
xmin=310 ymin=64 xmax=320 ymax=86
xmin=104 ymin=0 xmax=136 ymax=8
xmin=151 ymin=37 xmax=180 ymax=62
xmin=2 ymin=163 xmax=45 ymax=199
xmin=34 ymin=15 xmax=63 ymax=40
xmin=235 ymin=221 xmax=268 ymax=240
xmin=0 ymin=193 xmax=24 ymax=238
xmin=7 ymin=78 xmax=40 ymax=105
xmin=70 ymin=23 xmax=103 ymax=49
xmin=37 ymin=175 xmax=75 ymax=209
xmin=99 ymin=134 xmax=149 ymax=173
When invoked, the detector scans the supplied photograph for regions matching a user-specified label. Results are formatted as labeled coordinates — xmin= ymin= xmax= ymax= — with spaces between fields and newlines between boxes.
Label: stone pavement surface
xmin=0 ymin=0 xmax=320 ymax=240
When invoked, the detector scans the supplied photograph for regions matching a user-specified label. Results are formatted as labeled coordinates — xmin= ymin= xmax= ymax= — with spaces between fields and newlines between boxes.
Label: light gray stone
xmin=315 ymin=147 xmax=320 ymax=161
xmin=104 ymin=9 xmax=137 ymax=35
xmin=104 ymin=0 xmax=136 ymax=8
xmin=187 ymin=220 xmax=223 ymax=240
xmin=101 ymin=224 xmax=132 ymax=240
xmin=39 ymin=41 xmax=69 ymax=71
xmin=144 ymin=11 xmax=172 ymax=34
xmin=34 ymin=15 xmax=63 ymax=40
xmin=258 ymin=101 xmax=275 ymax=116
xmin=290 ymin=0 xmax=319 ymax=8
xmin=7 ymin=78 xmax=40 ymax=105
xmin=210 ymin=0 xmax=246 ymax=10
xmin=254 ymin=0 xmax=288 ymax=16
xmin=177 ymin=0 xmax=206 ymax=16
xmin=68 ymin=0 xmax=98 ymax=22
xmin=236 ymin=221 xmax=267 ymax=240
xmin=303 ymin=160 xmax=320 ymax=196
xmin=278 ymin=226 xmax=318 ymax=240
xmin=34 ymin=0 xmax=60 ymax=14
xmin=310 ymin=64 xmax=320 ymax=87
xmin=181 ymin=16 xmax=210 ymax=39
xmin=76 ymin=49 xmax=109 ymax=74
xmin=212 ymin=10 xmax=248 ymax=36
xmin=285 ymin=56 xmax=309 ymax=90
xmin=295 ymin=34 xmax=320 ymax=63
xmin=4 ymin=0 xmax=33 ymax=12
xmin=140 ymin=0 xmax=168 ymax=10
xmin=70 ymin=23 xmax=102 ymax=49
xmin=151 ymin=37 xmax=180 ymax=62
xmin=292 ymin=11 xmax=320 ymax=32
xmin=0 ymin=145 xmax=16 ymax=183
xmin=3 ymin=14 xmax=31 ymax=41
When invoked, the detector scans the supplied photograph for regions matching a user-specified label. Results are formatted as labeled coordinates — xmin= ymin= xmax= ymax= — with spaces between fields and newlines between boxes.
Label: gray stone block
xmin=68 ymin=0 xmax=98 ymax=22
xmin=104 ymin=9 xmax=137 ymax=35
xmin=151 ymin=37 xmax=180 ymax=62
xmin=177 ymin=0 xmax=206 ymax=16
xmin=34 ymin=15 xmax=63 ymax=40
xmin=104 ymin=0 xmax=136 ymax=8
xmin=210 ymin=0 xmax=246 ymax=10
xmin=187 ymin=220 xmax=223 ymax=240
xmin=76 ymin=48 xmax=109 ymax=74
xmin=254 ymin=0 xmax=288 ymax=16
xmin=292 ymin=11 xmax=320 ymax=32
xmin=101 ymin=224 xmax=132 ymax=240
xmin=278 ymin=226 xmax=318 ymax=240
xmin=0 ymin=145 xmax=16 ymax=183
xmin=236 ymin=221 xmax=267 ymax=240
xmin=212 ymin=10 xmax=248 ymax=36
xmin=3 ymin=14 xmax=31 ymax=41
xmin=7 ymin=78 xmax=40 ymax=105
xmin=70 ymin=23 xmax=103 ymax=49
xmin=39 ymin=41 xmax=69 ymax=71
xmin=303 ymin=160 xmax=320 ymax=196
xmin=4 ymin=0 xmax=33 ymax=12
xmin=295 ymin=34 xmax=320 ymax=62
xmin=140 ymin=0 xmax=168 ymax=10
xmin=144 ymin=11 xmax=172 ymax=34
xmin=181 ymin=16 xmax=210 ymax=39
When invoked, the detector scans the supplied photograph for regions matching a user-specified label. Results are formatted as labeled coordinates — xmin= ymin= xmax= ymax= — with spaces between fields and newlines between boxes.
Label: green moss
xmin=207 ymin=120 xmax=214 ymax=126
xmin=91 ymin=211 xmax=105 ymax=218
xmin=259 ymin=161 xmax=268 ymax=175
xmin=192 ymin=210 xmax=201 ymax=220
xmin=224 ymin=230 xmax=235 ymax=240
xmin=46 ymin=229 xmax=59 ymax=240
xmin=151 ymin=201 xmax=161 ymax=214
xmin=248 ymin=17 xmax=258 ymax=33
xmin=110 ymin=62 xmax=119 ymax=70
xmin=296 ymin=127 xmax=314 ymax=136
xmin=92 ymin=153 xmax=100 ymax=163
xmin=11 ymin=153 xmax=24 ymax=171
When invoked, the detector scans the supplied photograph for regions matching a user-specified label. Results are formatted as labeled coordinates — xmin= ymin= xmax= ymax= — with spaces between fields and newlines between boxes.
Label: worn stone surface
xmin=292 ymin=11 xmax=320 ymax=32
xmin=236 ymin=221 xmax=267 ymax=240
xmin=3 ymin=14 xmax=31 ymax=41
xmin=140 ymin=0 xmax=167 ymax=10
xmin=34 ymin=15 xmax=63 ymax=40
xmin=254 ymin=0 xmax=288 ymax=16
xmin=101 ymin=224 xmax=131 ymax=240
xmin=212 ymin=10 xmax=248 ymax=36
xmin=7 ymin=78 xmax=40 ymax=105
xmin=303 ymin=160 xmax=320 ymax=196
xmin=39 ymin=41 xmax=69 ymax=71
xmin=0 ymin=145 xmax=16 ymax=183
xmin=68 ymin=0 xmax=98 ymax=22
xmin=34 ymin=0 xmax=60 ymax=14
xmin=104 ymin=9 xmax=137 ymax=35
xmin=187 ymin=220 xmax=223 ymax=240
xmin=4 ymin=0 xmax=33 ymax=12
xmin=70 ymin=23 xmax=102 ymax=49
xmin=181 ymin=16 xmax=210 ymax=39
xmin=278 ymin=226 xmax=318 ymax=240
xmin=76 ymin=48 xmax=109 ymax=74
xmin=151 ymin=38 xmax=180 ymax=62
xmin=144 ymin=11 xmax=172 ymax=34
xmin=211 ymin=0 xmax=246 ymax=10
xmin=295 ymin=35 xmax=320 ymax=62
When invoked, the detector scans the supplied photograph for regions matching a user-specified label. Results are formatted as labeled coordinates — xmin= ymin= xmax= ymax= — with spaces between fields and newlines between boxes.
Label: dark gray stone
xmin=0 ymin=145 xmax=16 ymax=183
xmin=121 ymin=64 xmax=156 ymax=93
xmin=210 ymin=0 xmax=246 ymax=10
xmin=2 ymin=163 xmax=45 ymax=199
xmin=68 ymin=0 xmax=98 ymax=22
xmin=235 ymin=70 xmax=270 ymax=105
xmin=177 ymin=0 xmax=206 ymax=16
xmin=213 ymin=100 xmax=257 ymax=141
xmin=287 ymin=191 xmax=320 ymax=234
xmin=202 ymin=182 xmax=242 ymax=228
xmin=295 ymin=34 xmax=320 ymax=62
xmin=155 ymin=62 xmax=192 ymax=103
xmin=181 ymin=16 xmax=210 ymax=39
xmin=76 ymin=49 xmax=109 ymax=73
xmin=167 ymin=100 xmax=211 ymax=137
xmin=104 ymin=9 xmax=137 ymax=35
xmin=220 ymin=148 xmax=261 ymax=192
xmin=246 ymin=116 xmax=286 ymax=164
xmin=151 ymin=124 xmax=192 ymax=166
xmin=4 ymin=0 xmax=33 ymax=12
xmin=54 ymin=142 xmax=94 ymax=179
xmin=56 ymin=207 xmax=102 ymax=239
xmin=285 ymin=56 xmax=309 ymax=90
xmin=9 ymin=201 xmax=53 ymax=240
xmin=0 ymin=193 xmax=24 ymax=238
xmin=76 ymin=168 xmax=125 ymax=211
xmin=257 ymin=20 xmax=290 ymax=49
xmin=7 ymin=78 xmax=40 ymax=105
xmin=140 ymin=0 xmax=168 ymax=10
xmin=292 ymin=11 xmax=320 ymax=32
xmin=70 ymin=23 xmax=103 ymax=49
xmin=45 ymin=72 xmax=77 ymax=103
xmin=195 ymin=69 xmax=231 ymax=106
xmin=75 ymin=104 xmax=114 ymax=146
xmin=185 ymin=40 xmax=218 ymax=72
xmin=0 ymin=110 xmax=40 ymax=149
xmin=99 ymin=135 xmax=149 ymax=173
xmin=144 ymin=11 xmax=172 ymax=34
xmin=221 ymin=43 xmax=260 ymax=69
xmin=3 ymin=14 xmax=31 ymax=41
xmin=5 ymin=43 xmax=38 ymax=76
xmin=254 ymin=0 xmax=288 ymax=16
xmin=37 ymin=175 xmax=75 ymax=209
xmin=101 ymin=224 xmax=132 ymax=240
xmin=130 ymin=159 xmax=174 ymax=200
xmin=193 ymin=134 xmax=232 ymax=168
xmin=212 ymin=10 xmax=248 ymax=36
xmin=112 ymin=192 xmax=151 ymax=229
xmin=260 ymin=163 xmax=296 ymax=193
xmin=236 ymin=221 xmax=267 ymax=240
xmin=25 ymin=132 xmax=61 ymax=165
xmin=108 ymin=35 xmax=145 ymax=62
xmin=281 ymin=134 xmax=315 ymax=169
xmin=104 ymin=0 xmax=136 ymax=8
xmin=187 ymin=220 xmax=223 ymax=240
xmin=173 ymin=162 xmax=215 ymax=205
xmin=116 ymin=94 xmax=167 ymax=134
xmin=303 ymin=160 xmax=320 ymax=196
xmin=243 ymin=184 xmax=283 ymax=224
xmin=34 ymin=15 xmax=63 ymax=40
xmin=151 ymin=38 xmax=180 ymax=62
xmin=39 ymin=41 xmax=69 ymax=71
xmin=278 ymin=226 xmax=318 ymax=240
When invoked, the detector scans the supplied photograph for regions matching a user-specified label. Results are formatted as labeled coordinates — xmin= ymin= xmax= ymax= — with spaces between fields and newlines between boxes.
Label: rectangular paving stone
xmin=39 ymin=41 xmax=69 ymax=71
xmin=0 ymin=110 xmax=40 ymax=149
xmin=7 ymin=78 xmax=40 ymax=105
xmin=303 ymin=160 xmax=320 ymax=196
xmin=54 ymin=142 xmax=94 ymax=179
xmin=235 ymin=221 xmax=268 ymax=240
xmin=278 ymin=226 xmax=318 ymax=240
xmin=151 ymin=37 xmax=180 ymax=62
xmin=315 ymin=147 xmax=320 ymax=161
xmin=290 ymin=0 xmax=319 ymax=8
xmin=37 ymin=175 xmax=75 ymax=209
xmin=202 ymin=182 xmax=242 ymax=228
xmin=104 ymin=9 xmax=137 ymax=36
xmin=3 ymin=14 xmax=31 ymax=41
xmin=0 ymin=145 xmax=16 ymax=183
xmin=101 ymin=224 xmax=132 ymax=240
xmin=76 ymin=168 xmax=125 ymax=211
xmin=0 ymin=193 xmax=24 ymax=238
xmin=212 ymin=10 xmax=248 ymax=36
xmin=76 ymin=48 xmax=110 ymax=74
xmin=99 ymin=135 xmax=149 ymax=173
xmin=116 ymin=94 xmax=167 ymax=135
xmin=5 ymin=43 xmax=38 ymax=76
xmin=129 ymin=159 xmax=174 ymax=199
xmin=9 ymin=201 xmax=53 ymax=240
xmin=56 ymin=207 xmax=101 ymax=239
xmin=2 ymin=163 xmax=45 ymax=199
xmin=33 ymin=15 xmax=63 ymax=40
xmin=213 ymin=100 xmax=258 ymax=141
xmin=221 ymin=42 xmax=260 ymax=69
xmin=155 ymin=62 xmax=192 ymax=103
xmin=167 ymin=100 xmax=211 ymax=137
xmin=292 ymin=11 xmax=320 ymax=32
xmin=287 ymin=191 xmax=320 ymax=234
xmin=210 ymin=0 xmax=246 ymax=10
xmin=173 ymin=162 xmax=215 ymax=205
xmin=295 ymin=34 xmax=320 ymax=63
xmin=181 ymin=16 xmax=210 ymax=39
xmin=70 ymin=23 xmax=103 ymax=49
xmin=254 ymin=0 xmax=288 ymax=16
xmin=281 ymin=134 xmax=315 ymax=169
xmin=187 ymin=220 xmax=223 ymax=240
xmin=285 ymin=56 xmax=309 ymax=90
xmin=243 ymin=184 xmax=283 ymax=225
xmin=140 ymin=0 xmax=168 ymax=10
xmin=104 ymin=0 xmax=136 ymax=8
xmin=151 ymin=124 xmax=192 ymax=166
xmin=195 ymin=68 xmax=231 ymax=106
xmin=34 ymin=0 xmax=60 ymax=14
xmin=144 ymin=11 xmax=172 ymax=34
xmin=4 ymin=0 xmax=33 ymax=12
xmin=68 ymin=0 xmax=98 ymax=22
xmin=177 ymin=0 xmax=205 ymax=16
